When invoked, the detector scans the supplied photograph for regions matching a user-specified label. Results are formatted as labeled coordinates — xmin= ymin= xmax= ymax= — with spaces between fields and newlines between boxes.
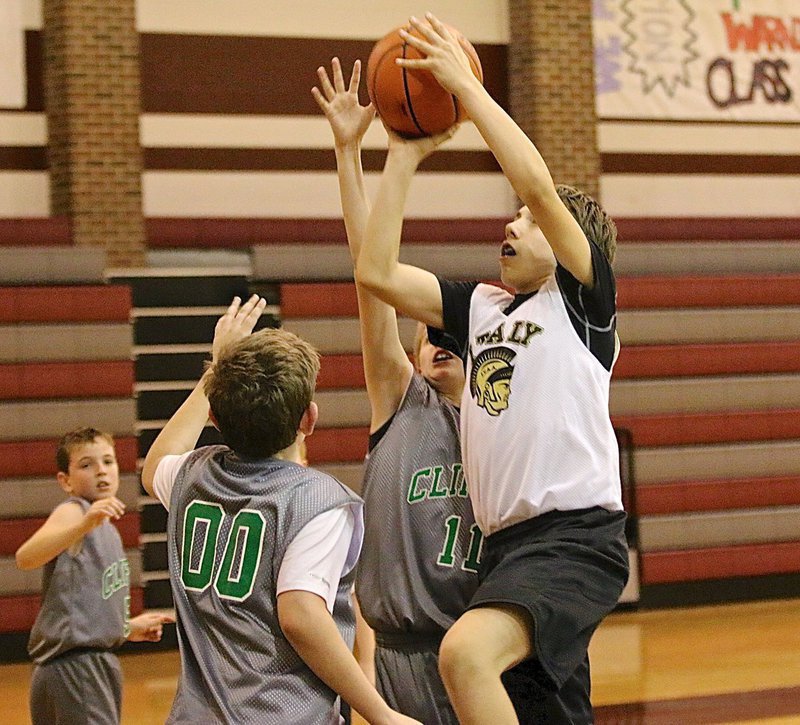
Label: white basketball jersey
xmin=462 ymin=278 xmax=623 ymax=535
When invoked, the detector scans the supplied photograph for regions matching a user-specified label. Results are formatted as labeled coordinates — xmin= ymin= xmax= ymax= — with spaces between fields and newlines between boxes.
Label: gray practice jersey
xmin=28 ymin=497 xmax=129 ymax=664
xmin=166 ymin=446 xmax=363 ymax=725
xmin=357 ymin=373 xmax=480 ymax=634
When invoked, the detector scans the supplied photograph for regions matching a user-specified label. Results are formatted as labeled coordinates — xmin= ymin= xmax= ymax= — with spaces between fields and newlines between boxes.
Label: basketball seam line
xmin=401 ymin=40 xmax=426 ymax=137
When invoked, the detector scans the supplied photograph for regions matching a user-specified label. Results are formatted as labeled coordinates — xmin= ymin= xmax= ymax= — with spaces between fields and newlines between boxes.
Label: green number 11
xmin=437 ymin=515 xmax=483 ymax=572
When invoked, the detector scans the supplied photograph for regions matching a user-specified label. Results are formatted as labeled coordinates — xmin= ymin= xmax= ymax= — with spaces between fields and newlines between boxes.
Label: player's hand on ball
xmin=385 ymin=120 xmax=460 ymax=167
xmin=398 ymin=13 xmax=479 ymax=97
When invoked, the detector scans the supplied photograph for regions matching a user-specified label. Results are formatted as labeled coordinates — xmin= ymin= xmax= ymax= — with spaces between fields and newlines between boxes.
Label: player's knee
xmin=439 ymin=625 xmax=491 ymax=686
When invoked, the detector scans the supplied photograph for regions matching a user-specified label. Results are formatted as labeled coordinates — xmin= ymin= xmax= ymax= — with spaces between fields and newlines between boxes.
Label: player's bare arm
xmin=128 ymin=611 xmax=175 ymax=642
xmin=315 ymin=57 xmax=413 ymax=428
xmin=278 ymin=591 xmax=421 ymax=725
xmin=15 ymin=497 xmax=125 ymax=570
xmin=141 ymin=295 xmax=267 ymax=496
xmin=401 ymin=13 xmax=594 ymax=287
xmin=355 ymin=127 xmax=455 ymax=328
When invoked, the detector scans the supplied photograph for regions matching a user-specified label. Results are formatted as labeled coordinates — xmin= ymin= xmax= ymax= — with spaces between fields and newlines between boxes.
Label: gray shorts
xmin=30 ymin=649 xmax=122 ymax=725
xmin=374 ymin=633 xmax=457 ymax=725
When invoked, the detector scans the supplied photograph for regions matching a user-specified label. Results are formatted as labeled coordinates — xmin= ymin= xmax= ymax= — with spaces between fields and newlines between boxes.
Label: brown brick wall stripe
xmin=0 ymin=32 xmax=44 ymax=113
xmin=642 ymin=541 xmax=800 ymax=583
xmin=603 ymin=153 xmax=800 ymax=175
xmin=0 ymin=147 xmax=47 ymax=171
xmin=18 ymin=31 xmax=507 ymax=114
xmin=0 ymin=587 xmax=143 ymax=632
xmin=142 ymin=147 xmax=499 ymax=173
xmin=617 ymin=274 xmax=800 ymax=309
xmin=612 ymin=408 xmax=800 ymax=448
xmin=0 ymin=285 xmax=131 ymax=323
xmin=149 ymin=217 xmax=800 ymax=247
xmin=0 ymin=361 xmax=134 ymax=400
xmin=615 ymin=217 xmax=800 ymax=241
xmin=147 ymin=217 xmax=507 ymax=247
xmin=614 ymin=342 xmax=800 ymax=379
xmin=0 ymin=218 xmax=71 ymax=246
xmin=0 ymin=436 xmax=138 ymax=478
xmin=637 ymin=476 xmax=800 ymax=516
xmin=140 ymin=34 xmax=507 ymax=115
xmin=0 ymin=513 xmax=140 ymax=555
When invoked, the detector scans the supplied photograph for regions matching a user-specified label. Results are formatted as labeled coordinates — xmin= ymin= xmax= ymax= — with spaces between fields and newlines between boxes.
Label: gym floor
xmin=2 ymin=598 xmax=799 ymax=724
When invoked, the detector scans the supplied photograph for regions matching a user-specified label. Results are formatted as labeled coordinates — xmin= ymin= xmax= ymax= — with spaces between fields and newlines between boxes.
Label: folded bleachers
xmin=612 ymin=243 xmax=800 ymax=605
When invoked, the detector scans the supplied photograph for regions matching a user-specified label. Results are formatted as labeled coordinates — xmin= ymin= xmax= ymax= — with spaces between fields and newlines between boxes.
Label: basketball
xmin=366 ymin=23 xmax=483 ymax=138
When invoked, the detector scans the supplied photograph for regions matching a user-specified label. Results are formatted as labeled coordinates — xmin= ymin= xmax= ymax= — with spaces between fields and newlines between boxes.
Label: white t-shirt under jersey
xmin=153 ymin=452 xmax=355 ymax=613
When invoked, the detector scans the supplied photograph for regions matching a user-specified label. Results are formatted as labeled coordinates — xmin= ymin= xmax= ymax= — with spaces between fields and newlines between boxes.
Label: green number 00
xmin=181 ymin=501 xmax=266 ymax=602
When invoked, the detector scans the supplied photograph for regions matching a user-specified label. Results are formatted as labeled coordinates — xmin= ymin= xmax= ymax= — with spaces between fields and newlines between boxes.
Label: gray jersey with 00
xmin=165 ymin=447 xmax=362 ymax=725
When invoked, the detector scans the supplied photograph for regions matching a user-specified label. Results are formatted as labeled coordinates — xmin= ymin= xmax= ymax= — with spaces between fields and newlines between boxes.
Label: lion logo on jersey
xmin=469 ymin=346 xmax=516 ymax=417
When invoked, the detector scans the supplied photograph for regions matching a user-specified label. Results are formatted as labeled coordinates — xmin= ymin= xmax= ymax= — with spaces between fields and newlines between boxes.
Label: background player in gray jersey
xmin=16 ymin=427 xmax=173 ymax=725
xmin=313 ymin=58 xmax=479 ymax=725
xmin=141 ymin=295 xmax=420 ymax=725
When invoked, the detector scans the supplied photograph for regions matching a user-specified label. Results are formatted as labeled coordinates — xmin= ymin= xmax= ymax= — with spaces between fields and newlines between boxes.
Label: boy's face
xmin=415 ymin=326 xmax=465 ymax=398
xmin=57 ymin=438 xmax=119 ymax=502
xmin=500 ymin=206 xmax=557 ymax=293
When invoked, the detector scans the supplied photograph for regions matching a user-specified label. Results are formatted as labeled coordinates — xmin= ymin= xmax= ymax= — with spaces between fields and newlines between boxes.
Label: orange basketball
xmin=366 ymin=23 xmax=483 ymax=138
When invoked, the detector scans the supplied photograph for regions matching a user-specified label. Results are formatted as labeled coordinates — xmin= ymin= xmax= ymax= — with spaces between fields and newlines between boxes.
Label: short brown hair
xmin=204 ymin=328 xmax=320 ymax=458
xmin=556 ymin=184 xmax=617 ymax=263
xmin=56 ymin=427 xmax=115 ymax=474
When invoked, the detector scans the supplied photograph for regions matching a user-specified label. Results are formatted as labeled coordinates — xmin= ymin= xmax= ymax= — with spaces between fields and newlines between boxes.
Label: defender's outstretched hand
xmin=212 ymin=294 xmax=267 ymax=363
xmin=397 ymin=13 xmax=478 ymax=97
xmin=313 ymin=57 xmax=375 ymax=148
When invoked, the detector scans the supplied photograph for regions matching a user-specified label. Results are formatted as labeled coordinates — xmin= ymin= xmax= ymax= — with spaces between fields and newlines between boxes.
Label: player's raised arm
xmin=314 ymin=58 xmax=413 ymax=429
xmin=140 ymin=295 xmax=266 ymax=496
xmin=399 ymin=13 xmax=594 ymax=286
xmin=355 ymin=127 xmax=453 ymax=329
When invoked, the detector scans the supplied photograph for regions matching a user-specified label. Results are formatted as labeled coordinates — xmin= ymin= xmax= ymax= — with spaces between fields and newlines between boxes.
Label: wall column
xmin=44 ymin=0 xmax=145 ymax=266
xmin=508 ymin=0 xmax=601 ymax=201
